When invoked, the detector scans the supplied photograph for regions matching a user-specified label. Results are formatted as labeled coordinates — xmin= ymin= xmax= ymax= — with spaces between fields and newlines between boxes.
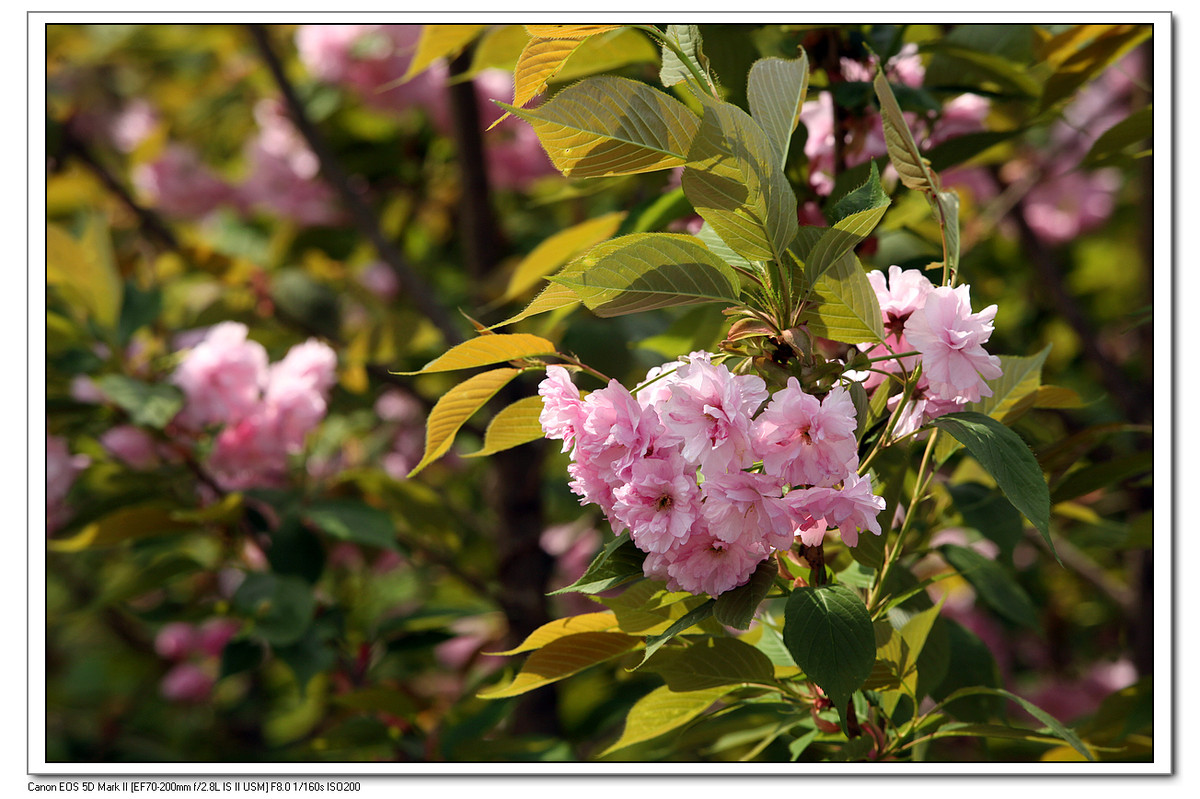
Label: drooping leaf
xmin=873 ymin=71 xmax=936 ymax=193
xmin=501 ymin=211 xmax=626 ymax=302
xmin=394 ymin=333 xmax=557 ymax=375
xmin=1036 ymin=24 xmax=1124 ymax=67
xmin=937 ymin=686 xmax=1096 ymax=761
xmin=747 ymin=54 xmax=809 ymax=169
xmin=924 ymin=45 xmax=1041 ymax=99
xmin=549 ymin=532 xmax=646 ymax=596
xmin=713 ymin=557 xmax=777 ymax=630
xmin=646 ymin=637 xmax=775 ymax=692
xmin=491 ymin=37 xmax=585 ymax=129
xmin=403 ymin=25 xmax=486 ymax=80
xmin=797 ymin=252 xmax=886 ymax=344
xmin=939 ymin=544 xmax=1040 ymax=630
xmin=500 ymin=76 xmax=700 ymax=178
xmin=93 ymin=375 xmax=184 ymax=429
xmin=523 ymin=24 xmax=622 ymax=39
xmin=477 ymin=631 xmax=642 ymax=699
xmin=782 ymin=584 xmax=876 ymax=714
xmin=489 ymin=612 xmax=619 ymax=656
xmin=682 ymin=97 xmax=799 ymax=264
xmin=46 ymin=219 xmax=122 ymax=329
xmin=462 ymin=395 xmax=547 ymax=458
xmin=408 ymin=368 xmax=522 ymax=477
xmin=929 ymin=412 xmax=1054 ymax=559
xmin=599 ymin=684 xmax=731 ymax=757
xmin=303 ymin=499 xmax=399 ymax=550
xmin=549 ymin=233 xmax=741 ymax=317
xmin=1050 ymin=450 xmax=1153 ymax=505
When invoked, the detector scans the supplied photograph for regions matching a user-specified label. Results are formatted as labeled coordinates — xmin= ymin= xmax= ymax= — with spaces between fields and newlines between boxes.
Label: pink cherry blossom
xmin=195 ymin=618 xmax=241 ymax=658
xmin=701 ymin=470 xmax=793 ymax=551
xmin=574 ymin=379 xmax=664 ymax=486
xmin=611 ymin=450 xmax=702 ymax=553
xmin=171 ymin=322 xmax=269 ymax=429
xmin=1022 ymin=168 xmax=1122 ymax=245
xmin=660 ymin=522 xmax=770 ymax=597
xmin=752 ymin=381 xmax=859 ymax=489
xmin=154 ymin=623 xmax=198 ymax=661
xmin=792 ymin=472 xmax=886 ymax=548
xmin=904 ymin=285 xmax=1003 ymax=404
xmin=132 ymin=144 xmax=235 ymax=219
xmin=100 ymin=425 xmax=159 ymax=470
xmin=657 ymin=357 xmax=767 ymax=474
xmin=239 ymin=100 xmax=342 ymax=226
xmin=538 ymin=365 xmax=586 ymax=454
xmin=160 ymin=662 xmax=214 ymax=704
xmin=206 ymin=410 xmax=290 ymax=490
xmin=265 ymin=339 xmax=338 ymax=451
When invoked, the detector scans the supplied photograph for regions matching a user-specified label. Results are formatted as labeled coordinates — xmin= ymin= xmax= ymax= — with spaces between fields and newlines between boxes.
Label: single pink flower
xmin=752 ymin=381 xmax=859 ymax=489
xmin=172 ymin=322 xmax=269 ymax=429
xmin=701 ymin=470 xmax=792 ymax=551
xmin=904 ymin=285 xmax=1002 ymax=404
xmin=611 ymin=451 xmax=702 ymax=554
xmin=657 ymin=357 xmax=767 ymax=474
xmin=539 ymin=365 xmax=586 ymax=454
xmin=792 ymin=472 xmax=885 ymax=547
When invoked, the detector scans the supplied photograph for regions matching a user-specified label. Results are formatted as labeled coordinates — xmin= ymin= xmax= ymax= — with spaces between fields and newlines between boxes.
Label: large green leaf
xmin=929 ymin=412 xmax=1054 ymax=559
xmin=500 ymin=211 xmax=626 ymax=302
xmin=408 ymin=368 xmax=522 ymax=477
xmin=599 ymin=684 xmax=732 ymax=757
xmin=646 ymin=637 xmax=775 ymax=692
xmin=501 ymin=76 xmax=700 ymax=178
xmin=548 ymin=532 xmax=646 ymax=595
xmin=782 ymin=584 xmax=876 ymax=714
xmin=713 ymin=557 xmax=777 ymax=630
xmin=747 ymin=54 xmax=809 ymax=169
xmin=939 ymin=544 xmax=1040 ymax=629
xmin=695 ymin=222 xmax=757 ymax=274
xmin=550 ymin=233 xmax=741 ymax=317
xmin=602 ymin=581 xmax=705 ymax=636
xmin=396 ymin=334 xmax=556 ymax=375
xmin=682 ymin=97 xmax=798 ymax=264
xmin=797 ymin=252 xmax=886 ymax=344
xmin=803 ymin=203 xmax=892 ymax=287
xmin=489 ymin=611 xmax=618 ymax=656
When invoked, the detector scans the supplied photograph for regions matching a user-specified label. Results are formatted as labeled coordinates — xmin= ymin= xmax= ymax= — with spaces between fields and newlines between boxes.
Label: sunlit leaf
xmin=477 ymin=631 xmax=641 ymax=698
xmin=488 ymin=612 xmax=619 ymax=656
xmin=747 ymin=54 xmax=809 ymax=169
xmin=491 ymin=37 xmax=585 ymax=130
xmin=603 ymin=582 xmax=707 ymax=636
xmin=646 ymin=637 xmax=775 ymax=692
xmin=394 ymin=333 xmax=557 ymax=375
xmin=523 ymin=24 xmax=622 ymax=39
xmin=550 ymin=233 xmax=741 ymax=317
xmin=408 ymin=368 xmax=522 ymax=477
xmin=549 ymin=532 xmax=646 ymax=596
xmin=797 ymin=252 xmax=886 ymax=344
xmin=1038 ymin=24 xmax=1151 ymax=113
xmin=659 ymin=24 xmax=704 ymax=89
xmin=501 ymin=211 xmax=626 ymax=302
xmin=47 ymin=220 xmax=123 ymax=329
xmin=1081 ymin=106 xmax=1152 ymax=169
xmin=682 ymin=97 xmax=798 ymax=264
xmin=403 ymin=24 xmax=486 ymax=80
xmin=555 ymin=28 xmax=658 ymax=82
xmin=500 ymin=76 xmax=699 ymax=178
xmin=48 ymin=504 xmax=195 ymax=552
xmin=599 ymin=684 xmax=732 ymax=757
xmin=463 ymin=395 xmax=547 ymax=457
xmin=304 ymin=500 xmax=399 ymax=550
xmin=874 ymin=71 xmax=935 ymax=193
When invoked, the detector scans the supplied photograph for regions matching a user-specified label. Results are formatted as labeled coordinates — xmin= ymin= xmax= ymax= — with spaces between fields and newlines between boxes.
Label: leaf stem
xmin=867 ymin=429 xmax=938 ymax=613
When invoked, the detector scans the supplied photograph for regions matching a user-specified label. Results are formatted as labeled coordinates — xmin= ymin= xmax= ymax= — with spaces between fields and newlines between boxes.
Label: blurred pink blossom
xmin=109 ymin=99 xmax=159 ymax=153
xmin=172 ymin=322 xmax=269 ymax=430
xmin=47 ymin=434 xmax=89 ymax=534
xmin=160 ymin=662 xmax=215 ymax=704
xmin=357 ymin=261 xmax=400 ymax=301
xmin=154 ymin=622 xmax=198 ymax=661
xmin=1021 ymin=168 xmax=1122 ymax=245
xmin=195 ymin=618 xmax=241 ymax=658
xmin=238 ymin=100 xmax=343 ymax=226
xmin=133 ymin=144 xmax=235 ymax=219
xmin=100 ymin=425 xmax=160 ymax=470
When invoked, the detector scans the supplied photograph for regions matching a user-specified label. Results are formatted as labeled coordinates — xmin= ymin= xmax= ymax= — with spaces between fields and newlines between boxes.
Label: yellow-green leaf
xmin=555 ymin=28 xmax=657 ymax=82
xmin=501 ymin=76 xmax=700 ymax=178
xmin=501 ymin=211 xmax=626 ymax=302
xmin=797 ymin=252 xmax=886 ymax=344
xmin=477 ymin=631 xmax=641 ymax=699
xmin=523 ymin=24 xmax=622 ymax=40
xmin=48 ymin=504 xmax=195 ymax=552
xmin=599 ymin=685 xmax=732 ymax=756
xmin=408 ymin=368 xmax=521 ymax=477
xmin=490 ymin=37 xmax=585 ymax=130
xmin=403 ymin=25 xmax=486 ymax=80
xmin=488 ymin=281 xmax=581 ymax=329
xmin=1038 ymin=24 xmax=1151 ymax=113
xmin=747 ymin=54 xmax=810 ymax=169
xmin=601 ymin=582 xmax=707 ymax=636
xmin=488 ymin=612 xmax=619 ymax=656
xmin=463 ymin=395 xmax=547 ymax=458
xmin=874 ymin=71 xmax=936 ymax=193
xmin=47 ymin=220 xmax=122 ymax=329
xmin=1036 ymin=24 xmax=1124 ymax=68
xmin=394 ymin=333 xmax=557 ymax=375
xmin=469 ymin=24 xmax=530 ymax=74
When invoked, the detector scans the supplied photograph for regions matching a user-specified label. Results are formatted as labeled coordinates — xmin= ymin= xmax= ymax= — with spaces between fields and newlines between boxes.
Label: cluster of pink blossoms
xmin=154 ymin=618 xmax=240 ymax=703
xmin=857 ymin=267 xmax=1002 ymax=435
xmin=539 ymin=354 xmax=885 ymax=597
xmin=171 ymin=322 xmax=338 ymax=491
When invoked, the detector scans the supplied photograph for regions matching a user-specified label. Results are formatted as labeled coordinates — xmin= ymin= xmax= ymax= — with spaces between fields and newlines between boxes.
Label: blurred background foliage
xmin=44 ymin=21 xmax=1153 ymax=763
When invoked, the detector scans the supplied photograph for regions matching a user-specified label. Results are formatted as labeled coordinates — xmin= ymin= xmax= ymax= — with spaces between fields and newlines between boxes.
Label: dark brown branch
xmin=245 ymin=24 xmax=464 ymax=346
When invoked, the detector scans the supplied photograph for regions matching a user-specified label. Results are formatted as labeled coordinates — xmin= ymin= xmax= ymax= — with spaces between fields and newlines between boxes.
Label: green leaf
xmin=275 ymin=627 xmax=338 ymax=694
xmin=925 ymin=45 xmax=1041 ymax=99
xmin=501 ymin=76 xmax=700 ymax=178
xmin=220 ymin=638 xmax=264 ymax=678
xmin=659 ymin=24 xmax=704 ymax=89
xmin=948 ymin=482 xmax=1025 ymax=560
xmin=682 ymin=97 xmax=798 ymax=264
xmin=477 ymin=631 xmax=642 ymax=699
xmin=402 ymin=24 xmax=486 ymax=80
xmin=873 ymin=71 xmax=936 ymax=193
xmin=602 ymin=582 xmax=706 ymax=635
xmin=937 ymin=686 xmax=1095 ymax=761
xmin=927 ymin=129 xmax=1026 ymax=173
xmin=929 ymin=619 xmax=1003 ymax=722
xmin=599 ymin=684 xmax=732 ymax=757
xmin=796 ymin=252 xmax=886 ymax=344
xmin=695 ymin=222 xmax=757 ymax=274
xmin=1081 ymin=106 xmax=1152 ymax=169
xmin=1038 ymin=24 xmax=1151 ymax=113
xmin=646 ymin=637 xmax=775 ymax=692
xmin=713 ymin=557 xmax=777 ymax=630
xmin=747 ymin=54 xmax=809 ymax=169
xmin=46 ymin=219 xmax=123 ymax=330
xmin=826 ymin=160 xmax=890 ymax=226
xmin=395 ymin=333 xmax=556 ymax=375
xmin=408 ymin=368 xmax=522 ymax=476
xmin=548 ymin=532 xmax=646 ymax=595
xmin=303 ymin=500 xmax=398 ymax=550
xmin=782 ymin=584 xmax=876 ymax=714
xmin=1050 ymin=450 xmax=1153 ymax=504
xmin=633 ymin=600 xmax=716 ymax=669
xmin=462 ymin=395 xmax=546 ymax=458
xmin=117 ymin=282 xmax=162 ymax=346
xmin=267 ymin=514 xmax=326 ymax=584
xmin=554 ymin=28 xmax=658 ymax=83
xmin=488 ymin=281 xmax=581 ymax=329
xmin=500 ymin=211 xmax=626 ymax=302
xmin=550 ymin=233 xmax=741 ymax=317
xmin=93 ymin=375 xmax=184 ymax=429
xmin=489 ymin=612 xmax=618 ymax=656
xmin=47 ymin=503 xmax=195 ymax=552
xmin=232 ymin=573 xmax=316 ymax=647
xmin=940 ymin=544 xmax=1039 ymax=630
xmin=803 ymin=193 xmax=891 ymax=286
xmin=929 ymin=412 xmax=1054 ymax=559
